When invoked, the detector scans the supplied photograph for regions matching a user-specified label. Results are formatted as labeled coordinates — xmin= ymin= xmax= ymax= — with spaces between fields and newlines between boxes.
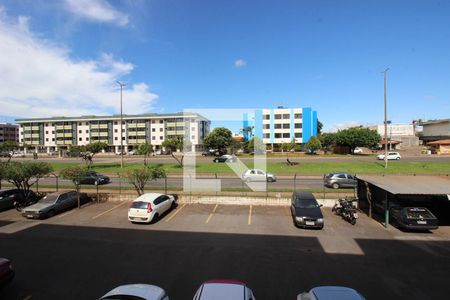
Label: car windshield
xmin=40 ymin=194 xmax=59 ymax=203
xmin=406 ymin=208 xmax=434 ymax=219
xmin=130 ymin=201 xmax=148 ymax=209
xmin=295 ymin=199 xmax=319 ymax=208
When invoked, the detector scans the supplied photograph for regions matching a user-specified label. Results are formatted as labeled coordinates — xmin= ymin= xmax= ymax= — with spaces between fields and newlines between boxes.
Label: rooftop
xmin=357 ymin=175 xmax=450 ymax=195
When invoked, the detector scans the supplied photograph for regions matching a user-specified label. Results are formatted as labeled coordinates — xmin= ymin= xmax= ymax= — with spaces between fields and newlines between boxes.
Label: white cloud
xmin=64 ymin=0 xmax=129 ymax=27
xmin=234 ymin=58 xmax=247 ymax=68
xmin=0 ymin=13 xmax=158 ymax=119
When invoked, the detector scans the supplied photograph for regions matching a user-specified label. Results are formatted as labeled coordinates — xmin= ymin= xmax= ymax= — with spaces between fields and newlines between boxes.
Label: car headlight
xmin=296 ymin=217 xmax=303 ymax=222
xmin=317 ymin=218 xmax=324 ymax=223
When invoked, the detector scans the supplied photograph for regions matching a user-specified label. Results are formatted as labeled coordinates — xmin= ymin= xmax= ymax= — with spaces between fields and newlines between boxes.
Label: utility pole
xmin=117 ymin=81 xmax=126 ymax=169
xmin=382 ymin=68 xmax=389 ymax=169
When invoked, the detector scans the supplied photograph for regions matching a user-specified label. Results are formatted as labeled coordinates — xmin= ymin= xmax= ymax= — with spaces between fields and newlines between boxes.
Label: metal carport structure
xmin=356 ymin=175 xmax=450 ymax=228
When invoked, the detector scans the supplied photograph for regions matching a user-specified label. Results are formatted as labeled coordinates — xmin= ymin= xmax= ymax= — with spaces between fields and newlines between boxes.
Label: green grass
xmin=48 ymin=161 xmax=450 ymax=175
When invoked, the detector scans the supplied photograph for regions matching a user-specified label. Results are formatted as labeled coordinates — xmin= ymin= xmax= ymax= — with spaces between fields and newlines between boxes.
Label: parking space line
xmin=205 ymin=204 xmax=219 ymax=223
xmin=92 ymin=201 xmax=128 ymax=219
xmin=248 ymin=205 xmax=252 ymax=225
xmin=165 ymin=203 xmax=186 ymax=222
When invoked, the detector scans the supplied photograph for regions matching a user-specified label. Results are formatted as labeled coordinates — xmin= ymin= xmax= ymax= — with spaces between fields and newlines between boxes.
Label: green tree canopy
xmin=317 ymin=120 xmax=323 ymax=135
xmin=204 ymin=127 xmax=234 ymax=153
xmin=335 ymin=127 xmax=381 ymax=153
xmin=59 ymin=165 xmax=89 ymax=208
xmin=120 ymin=165 xmax=166 ymax=196
xmin=83 ymin=142 xmax=108 ymax=167
xmin=162 ymin=137 xmax=183 ymax=153
xmin=1 ymin=161 xmax=53 ymax=200
xmin=305 ymin=136 xmax=322 ymax=154
xmin=137 ymin=142 xmax=154 ymax=165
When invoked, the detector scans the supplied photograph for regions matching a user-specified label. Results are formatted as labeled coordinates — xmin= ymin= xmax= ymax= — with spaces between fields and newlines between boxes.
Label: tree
xmin=204 ymin=127 xmax=234 ymax=154
xmin=319 ymin=132 xmax=337 ymax=154
xmin=305 ymin=136 xmax=322 ymax=154
xmin=0 ymin=141 xmax=18 ymax=162
xmin=281 ymin=140 xmax=296 ymax=153
xmin=335 ymin=127 xmax=381 ymax=153
xmin=1 ymin=161 xmax=53 ymax=200
xmin=317 ymin=120 xmax=323 ymax=135
xmin=59 ymin=165 xmax=89 ymax=208
xmin=244 ymin=137 xmax=265 ymax=154
xmin=137 ymin=142 xmax=153 ymax=166
xmin=120 ymin=165 xmax=166 ymax=196
xmin=162 ymin=137 xmax=185 ymax=167
xmin=84 ymin=142 xmax=108 ymax=167
xmin=240 ymin=126 xmax=254 ymax=141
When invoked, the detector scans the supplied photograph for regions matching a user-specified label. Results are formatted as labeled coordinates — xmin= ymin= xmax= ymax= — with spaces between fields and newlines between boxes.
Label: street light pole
xmin=382 ymin=68 xmax=389 ymax=169
xmin=117 ymin=81 xmax=126 ymax=169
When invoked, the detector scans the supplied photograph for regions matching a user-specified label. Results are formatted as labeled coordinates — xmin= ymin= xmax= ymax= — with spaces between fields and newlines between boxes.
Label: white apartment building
xmin=369 ymin=124 xmax=419 ymax=147
xmin=16 ymin=113 xmax=210 ymax=153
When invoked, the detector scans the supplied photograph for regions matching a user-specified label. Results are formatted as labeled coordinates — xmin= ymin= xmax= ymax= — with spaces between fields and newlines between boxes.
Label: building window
xmin=152 ymin=128 xmax=155 ymax=132
xmin=152 ymin=136 xmax=155 ymax=140
xmin=114 ymin=121 xmax=118 ymax=125
xmin=274 ymin=114 xmax=282 ymax=120
xmin=52 ymin=138 xmax=55 ymax=141
xmin=160 ymin=128 xmax=163 ymax=132
xmin=122 ymin=137 xmax=125 ymax=140
xmin=86 ymin=130 xmax=89 ymax=133
xmin=294 ymin=113 xmax=302 ymax=119
xmin=294 ymin=123 xmax=302 ymax=129
xmin=275 ymin=133 xmax=281 ymax=138
xmin=160 ymin=136 xmax=163 ymax=139
xmin=79 ymin=130 xmax=82 ymax=133
xmin=283 ymin=124 xmax=290 ymax=129
xmin=79 ymin=138 xmax=82 ymax=141
xmin=191 ymin=135 xmax=195 ymax=140
xmin=46 ymin=138 xmax=49 ymax=142
xmin=263 ymin=124 xmax=270 ymax=129
xmin=114 ymin=129 xmax=118 ymax=133
xmin=274 ymin=124 xmax=282 ymax=129
xmin=78 ymin=122 xmax=82 ymax=126
xmin=45 ymin=131 xmax=49 ymax=134
xmin=295 ymin=133 xmax=302 ymax=138
xmin=159 ymin=120 xmax=163 ymax=124
xmin=263 ymin=133 xmax=270 ymax=139
xmin=282 ymin=114 xmax=290 ymax=119
xmin=52 ymin=131 xmax=55 ymax=134
xmin=86 ymin=137 xmax=89 ymax=141
xmin=114 ymin=137 xmax=118 ymax=141
xmin=283 ymin=133 xmax=290 ymax=138
xmin=263 ymin=114 xmax=270 ymax=120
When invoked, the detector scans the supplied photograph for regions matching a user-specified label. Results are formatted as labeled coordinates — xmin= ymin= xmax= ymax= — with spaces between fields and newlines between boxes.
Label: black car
xmin=391 ymin=207 xmax=439 ymax=231
xmin=0 ymin=189 xmax=38 ymax=210
xmin=76 ymin=171 xmax=110 ymax=185
xmin=290 ymin=192 xmax=324 ymax=229
xmin=213 ymin=154 xmax=237 ymax=163
xmin=0 ymin=258 xmax=14 ymax=287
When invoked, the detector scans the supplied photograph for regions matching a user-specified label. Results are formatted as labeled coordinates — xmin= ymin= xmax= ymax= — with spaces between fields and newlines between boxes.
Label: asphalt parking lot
xmin=1 ymin=200 xmax=449 ymax=299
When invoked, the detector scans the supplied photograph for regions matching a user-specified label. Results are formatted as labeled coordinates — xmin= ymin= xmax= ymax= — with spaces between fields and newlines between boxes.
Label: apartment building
xmin=243 ymin=107 xmax=317 ymax=149
xmin=15 ymin=113 xmax=210 ymax=153
xmin=0 ymin=123 xmax=19 ymax=144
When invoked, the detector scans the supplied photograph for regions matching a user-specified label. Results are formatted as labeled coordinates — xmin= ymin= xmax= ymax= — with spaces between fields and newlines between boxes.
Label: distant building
xmin=243 ymin=107 xmax=317 ymax=150
xmin=15 ymin=113 xmax=210 ymax=153
xmin=419 ymin=119 xmax=450 ymax=144
xmin=369 ymin=124 xmax=419 ymax=147
xmin=0 ymin=123 xmax=19 ymax=144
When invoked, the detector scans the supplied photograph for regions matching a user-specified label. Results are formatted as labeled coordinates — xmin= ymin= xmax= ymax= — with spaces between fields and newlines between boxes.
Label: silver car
xmin=323 ymin=172 xmax=357 ymax=189
xmin=193 ymin=280 xmax=255 ymax=300
xmin=99 ymin=284 xmax=169 ymax=300
xmin=22 ymin=191 xmax=89 ymax=219
xmin=242 ymin=169 xmax=276 ymax=182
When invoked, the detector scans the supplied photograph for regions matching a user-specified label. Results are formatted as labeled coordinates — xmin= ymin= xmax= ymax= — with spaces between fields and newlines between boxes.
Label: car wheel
xmin=396 ymin=157 xmax=400 ymax=160
xmin=267 ymin=177 xmax=274 ymax=182
xmin=151 ymin=213 xmax=159 ymax=223
xmin=171 ymin=200 xmax=177 ymax=209
xmin=245 ymin=178 xmax=251 ymax=183
xmin=332 ymin=183 xmax=340 ymax=189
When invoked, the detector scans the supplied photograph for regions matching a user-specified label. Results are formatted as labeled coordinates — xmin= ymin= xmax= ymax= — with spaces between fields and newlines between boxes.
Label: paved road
xmin=0 ymin=203 xmax=449 ymax=300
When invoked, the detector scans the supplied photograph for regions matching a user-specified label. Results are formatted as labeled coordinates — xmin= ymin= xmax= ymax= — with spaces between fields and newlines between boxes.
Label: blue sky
xmin=0 ymin=0 xmax=449 ymax=132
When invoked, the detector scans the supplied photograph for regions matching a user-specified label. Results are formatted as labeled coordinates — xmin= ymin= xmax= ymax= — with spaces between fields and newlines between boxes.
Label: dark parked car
xmin=22 ymin=191 xmax=90 ymax=219
xmin=0 ymin=189 xmax=38 ymax=210
xmin=290 ymin=192 xmax=324 ymax=229
xmin=0 ymin=258 xmax=14 ymax=287
xmin=213 ymin=154 xmax=237 ymax=163
xmin=298 ymin=286 xmax=366 ymax=300
xmin=76 ymin=171 xmax=110 ymax=185
xmin=324 ymin=172 xmax=357 ymax=189
xmin=391 ymin=207 xmax=439 ymax=231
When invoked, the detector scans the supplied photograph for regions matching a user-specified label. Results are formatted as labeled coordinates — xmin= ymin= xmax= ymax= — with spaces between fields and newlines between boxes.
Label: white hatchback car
xmin=377 ymin=152 xmax=401 ymax=160
xmin=242 ymin=169 xmax=277 ymax=182
xmin=98 ymin=284 xmax=169 ymax=300
xmin=128 ymin=193 xmax=176 ymax=223
xmin=193 ymin=280 xmax=256 ymax=300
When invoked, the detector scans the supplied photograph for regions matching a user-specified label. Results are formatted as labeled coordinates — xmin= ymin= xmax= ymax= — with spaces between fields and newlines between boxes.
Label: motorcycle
xmin=332 ymin=198 xmax=358 ymax=225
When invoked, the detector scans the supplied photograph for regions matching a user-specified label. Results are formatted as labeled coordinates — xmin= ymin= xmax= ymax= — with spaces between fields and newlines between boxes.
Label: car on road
xmin=0 ymin=258 xmax=14 ymax=287
xmin=22 ymin=191 xmax=90 ymax=219
xmin=297 ymin=286 xmax=366 ymax=300
xmin=291 ymin=191 xmax=324 ymax=229
xmin=242 ymin=169 xmax=277 ymax=182
xmin=193 ymin=279 xmax=256 ymax=300
xmin=213 ymin=154 xmax=237 ymax=163
xmin=391 ymin=207 xmax=439 ymax=231
xmin=11 ymin=151 xmax=25 ymax=158
xmin=98 ymin=284 xmax=169 ymax=300
xmin=0 ymin=189 xmax=38 ymax=210
xmin=353 ymin=147 xmax=363 ymax=154
xmin=76 ymin=171 xmax=110 ymax=185
xmin=377 ymin=152 xmax=401 ymax=160
xmin=128 ymin=193 xmax=176 ymax=224
xmin=323 ymin=172 xmax=357 ymax=189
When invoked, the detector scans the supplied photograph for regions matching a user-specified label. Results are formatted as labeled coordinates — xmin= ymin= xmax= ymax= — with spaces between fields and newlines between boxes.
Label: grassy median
xmin=49 ymin=161 xmax=450 ymax=175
